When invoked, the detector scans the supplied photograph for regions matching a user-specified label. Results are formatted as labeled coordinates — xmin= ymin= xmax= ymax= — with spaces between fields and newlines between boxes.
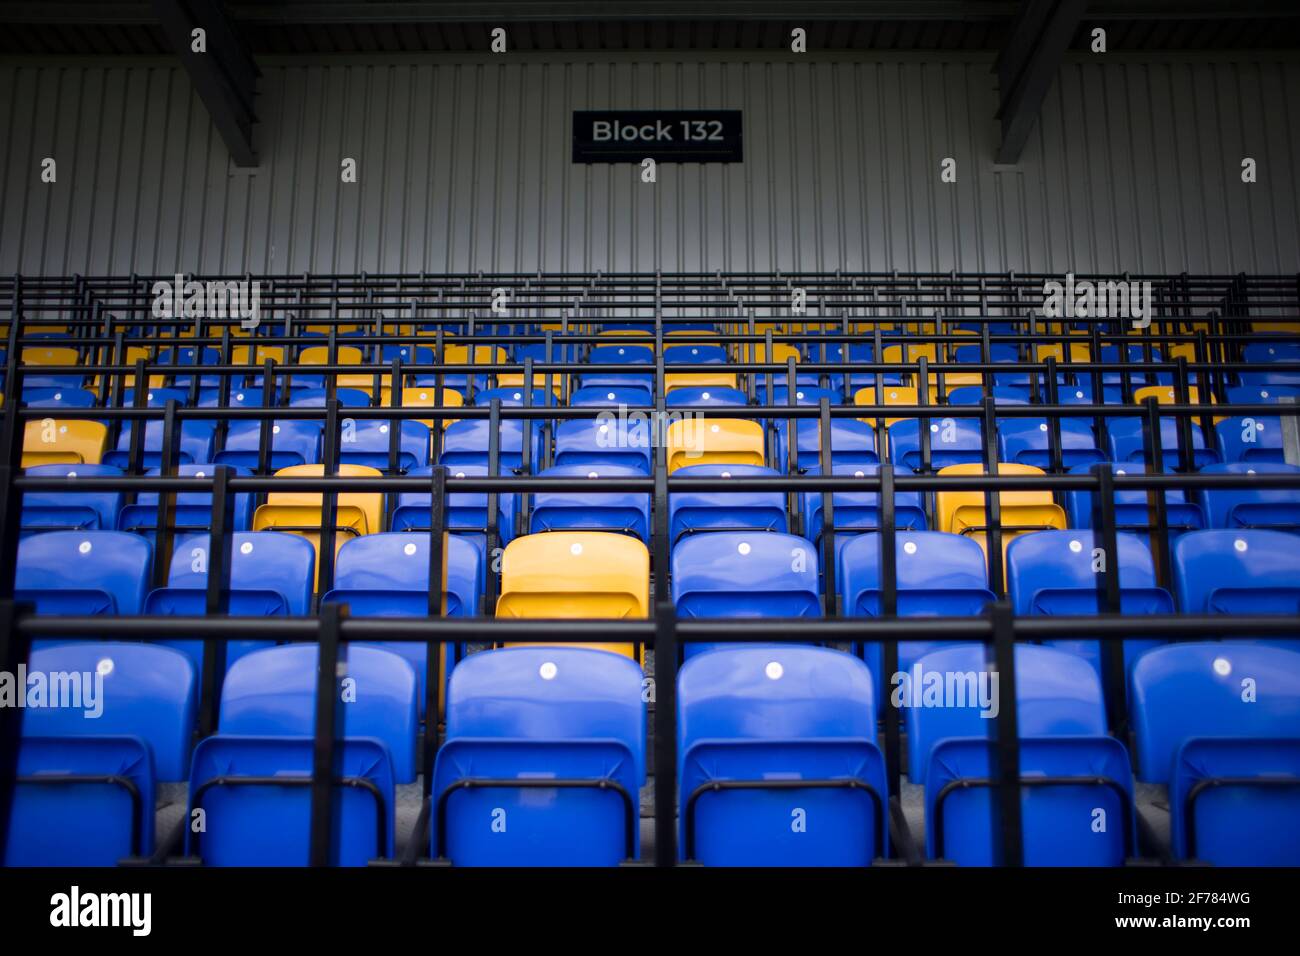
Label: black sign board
xmin=573 ymin=110 xmax=743 ymax=164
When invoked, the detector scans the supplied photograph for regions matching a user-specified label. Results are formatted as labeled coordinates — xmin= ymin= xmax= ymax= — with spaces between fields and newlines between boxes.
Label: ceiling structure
xmin=2 ymin=1 xmax=1295 ymax=165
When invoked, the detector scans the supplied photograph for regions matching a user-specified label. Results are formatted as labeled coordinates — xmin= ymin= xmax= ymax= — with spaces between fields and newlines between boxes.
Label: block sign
xmin=572 ymin=111 xmax=743 ymax=163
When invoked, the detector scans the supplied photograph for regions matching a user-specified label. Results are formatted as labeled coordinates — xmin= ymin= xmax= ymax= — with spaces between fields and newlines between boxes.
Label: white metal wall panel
xmin=1 ymin=53 xmax=1297 ymax=276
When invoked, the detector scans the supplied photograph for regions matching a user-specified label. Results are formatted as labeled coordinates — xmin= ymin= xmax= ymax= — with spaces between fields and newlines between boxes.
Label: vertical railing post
xmin=652 ymin=600 xmax=677 ymax=867
xmin=987 ymin=601 xmax=1023 ymax=867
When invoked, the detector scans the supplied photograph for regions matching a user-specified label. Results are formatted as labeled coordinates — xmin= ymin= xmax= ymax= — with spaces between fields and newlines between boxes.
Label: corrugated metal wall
xmin=1 ymin=53 xmax=1298 ymax=276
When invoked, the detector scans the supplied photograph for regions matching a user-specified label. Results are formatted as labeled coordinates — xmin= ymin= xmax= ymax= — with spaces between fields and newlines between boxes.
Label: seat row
xmin=8 ymin=638 xmax=1299 ymax=867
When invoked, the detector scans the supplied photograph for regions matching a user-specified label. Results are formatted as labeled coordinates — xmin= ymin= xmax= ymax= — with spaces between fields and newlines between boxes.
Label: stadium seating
xmin=1006 ymin=530 xmax=1173 ymax=680
xmin=666 ymin=418 xmax=765 ymax=473
xmin=672 ymin=531 xmax=821 ymax=655
xmin=188 ymin=644 xmax=416 ymax=865
xmin=15 ymin=530 xmax=152 ymax=615
xmin=1172 ymin=529 xmax=1300 ymax=650
xmin=1130 ymin=643 xmax=1300 ymax=864
xmin=5 ymin=643 xmax=197 ymax=865
xmin=433 ymin=646 xmax=645 ymax=865
xmin=529 ymin=463 xmax=650 ymax=540
xmin=677 ymin=645 xmax=888 ymax=865
xmin=907 ymin=644 xmax=1134 ymax=865
xmin=20 ymin=463 xmax=124 ymax=534
xmin=1198 ymin=462 xmax=1300 ymax=531
xmin=496 ymin=531 xmax=649 ymax=659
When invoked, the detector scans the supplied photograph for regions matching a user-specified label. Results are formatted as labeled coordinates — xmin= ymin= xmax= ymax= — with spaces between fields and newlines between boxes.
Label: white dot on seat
xmin=195 ymin=471 xmax=205 ymax=478
xmin=1234 ymin=539 xmax=1248 ymax=552
xmin=1213 ymin=657 xmax=1231 ymax=676
xmin=738 ymin=541 xmax=751 ymax=555
xmin=67 ymin=471 xmax=77 ymax=478
xmin=1116 ymin=469 xmax=1127 ymax=476
xmin=854 ymin=470 xmax=865 ymax=478
xmin=403 ymin=542 xmax=417 ymax=556
xmin=721 ymin=470 xmax=731 ymax=478
xmin=147 ymin=392 xmax=154 ymax=401
xmin=587 ymin=471 xmax=600 ymax=479
xmin=236 ymin=393 xmax=245 ymax=402
xmin=765 ymin=661 xmax=784 ymax=680
xmin=59 ymin=425 xmax=67 ymax=434
xmin=240 ymin=542 xmax=254 ymax=554
xmin=710 ymin=424 xmax=719 ymax=433
xmin=1075 ymin=391 xmax=1084 ymax=399
xmin=1247 ymin=468 xmax=1257 ymax=475
xmin=617 ymin=348 xmax=625 ymax=355
xmin=1039 ymin=423 xmax=1048 ymax=432
xmin=930 ymin=423 xmax=939 ymax=432
xmin=78 ymin=540 xmax=91 ymax=554
xmin=607 ymin=392 xmax=616 ymax=400
xmin=454 ymin=471 xmax=465 ymax=478
xmin=512 ymin=392 xmax=522 ymax=400
xmin=53 ymin=392 xmax=62 ymax=400
xmin=272 ymin=425 xmax=281 ymax=434
xmin=379 ymin=424 xmax=389 ymax=433
xmin=1261 ymin=391 xmax=1270 ymax=399
xmin=702 ymin=392 xmax=711 ymax=399
xmin=903 ymin=541 xmax=917 ymax=555
xmin=539 ymin=661 xmax=558 ymax=680
xmin=97 ymin=658 xmax=114 ymax=677
xmin=1069 ymin=539 xmax=1082 ymax=553
xmin=570 ymin=542 xmax=583 ymax=555
xmin=796 ymin=391 xmax=805 ymax=400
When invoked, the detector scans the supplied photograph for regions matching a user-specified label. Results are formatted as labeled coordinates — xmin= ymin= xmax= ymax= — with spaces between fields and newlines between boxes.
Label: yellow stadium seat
xmin=232 ymin=344 xmax=286 ymax=367
xmin=298 ymin=344 xmax=374 ymax=394
xmin=380 ymin=383 xmax=465 ymax=430
xmin=497 ymin=531 xmax=649 ymax=660
xmin=882 ymin=342 xmax=939 ymax=365
xmin=1035 ymin=342 xmax=1092 ymax=364
xmin=21 ymin=419 xmax=108 ymax=467
xmin=664 ymin=370 xmax=739 ymax=392
xmin=935 ymin=462 xmax=1066 ymax=567
xmin=22 ymin=346 xmax=81 ymax=368
xmin=443 ymin=344 xmax=510 ymax=367
xmin=749 ymin=342 xmax=802 ymax=366
xmin=1132 ymin=384 xmax=1203 ymax=405
xmin=854 ymin=385 xmax=922 ymax=427
xmin=666 ymin=418 xmax=765 ymax=473
xmin=252 ymin=463 xmax=384 ymax=589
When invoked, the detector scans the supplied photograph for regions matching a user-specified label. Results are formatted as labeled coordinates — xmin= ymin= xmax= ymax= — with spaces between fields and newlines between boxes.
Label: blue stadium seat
xmin=839 ymin=531 xmax=995 ymax=684
xmin=143 ymin=530 xmax=315 ymax=672
xmin=320 ymin=532 xmax=482 ymax=712
xmin=15 ymin=530 xmax=151 ymax=615
xmin=103 ymin=387 xmax=217 ymax=468
xmin=157 ymin=346 xmax=221 ymax=388
xmin=381 ymin=343 xmax=434 ymax=365
xmin=665 ymin=385 xmax=748 ymax=407
xmin=581 ymin=344 xmax=653 ymax=391
xmin=117 ymin=463 xmax=255 ymax=548
xmin=569 ymin=385 xmax=652 ymax=407
xmin=998 ymin=418 xmax=1105 ymax=470
xmin=672 ymin=532 xmax=820 ymax=656
xmin=945 ymin=385 xmax=1032 ymax=406
xmin=473 ymin=387 xmax=553 ymax=407
xmin=772 ymin=418 xmax=878 ymax=471
xmin=21 ymin=463 xmax=124 ymax=534
xmin=1007 ymin=530 xmax=1173 ymax=681
xmin=188 ymin=644 xmax=416 ymax=865
xmin=5 ymin=643 xmax=197 ymax=865
xmin=665 ymin=343 xmax=728 ymax=365
xmin=1215 ymin=415 xmax=1285 ymax=464
xmin=554 ymin=416 xmax=652 ymax=473
xmin=528 ymin=463 xmax=650 ymax=540
xmin=1172 ymin=530 xmax=1300 ymax=651
xmin=439 ymin=418 xmax=541 ymax=475
xmin=20 ymin=387 xmax=99 ymax=409
xmin=216 ymin=418 xmax=323 ymax=472
xmin=1130 ymin=643 xmax=1300 ymax=864
xmin=887 ymin=416 xmax=984 ymax=471
xmin=668 ymin=463 xmax=788 ymax=543
xmin=1198 ymin=462 xmax=1300 ymax=531
xmin=391 ymin=464 xmax=518 ymax=548
xmin=1243 ymin=340 xmax=1300 ymax=365
xmin=1106 ymin=416 xmax=1219 ymax=470
xmin=1065 ymin=462 xmax=1204 ymax=542
xmin=677 ymin=645 xmax=888 ymax=865
xmin=432 ymin=647 xmax=645 ymax=865
xmin=1226 ymin=383 xmax=1300 ymax=405
xmin=799 ymin=463 xmax=927 ymax=550
xmin=907 ymin=644 xmax=1134 ymax=865
xmin=287 ymin=386 xmax=372 ymax=408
